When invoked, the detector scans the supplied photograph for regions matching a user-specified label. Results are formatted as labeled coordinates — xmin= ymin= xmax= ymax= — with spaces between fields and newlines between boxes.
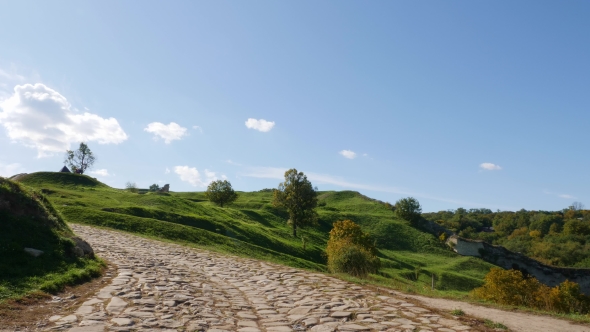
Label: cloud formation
xmin=89 ymin=169 xmax=110 ymax=177
xmin=339 ymin=150 xmax=357 ymax=159
xmin=0 ymin=83 xmax=128 ymax=157
xmin=480 ymin=162 xmax=502 ymax=171
xmin=245 ymin=118 xmax=275 ymax=132
xmin=174 ymin=166 xmax=221 ymax=187
xmin=0 ymin=162 xmax=23 ymax=177
xmin=559 ymin=194 xmax=576 ymax=199
xmin=144 ymin=122 xmax=188 ymax=144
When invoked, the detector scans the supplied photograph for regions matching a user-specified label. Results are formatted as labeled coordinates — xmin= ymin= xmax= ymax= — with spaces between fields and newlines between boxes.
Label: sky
xmin=1 ymin=1 xmax=589 ymax=212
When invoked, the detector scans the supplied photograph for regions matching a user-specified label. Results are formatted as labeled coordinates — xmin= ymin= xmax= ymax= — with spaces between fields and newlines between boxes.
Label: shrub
xmin=326 ymin=220 xmax=380 ymax=278
xmin=472 ymin=268 xmax=590 ymax=314
xmin=125 ymin=182 xmax=138 ymax=193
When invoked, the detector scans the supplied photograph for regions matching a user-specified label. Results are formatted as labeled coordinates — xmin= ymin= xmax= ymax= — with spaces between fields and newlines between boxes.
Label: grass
xmin=0 ymin=176 xmax=104 ymax=302
xmin=451 ymin=309 xmax=465 ymax=316
xmin=14 ymin=172 xmax=496 ymax=297
xmin=484 ymin=319 xmax=508 ymax=329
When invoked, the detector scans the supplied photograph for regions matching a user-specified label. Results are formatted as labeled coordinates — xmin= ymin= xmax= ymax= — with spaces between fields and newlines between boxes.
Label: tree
xmin=571 ymin=202 xmax=585 ymax=211
xmin=394 ymin=197 xmax=422 ymax=224
xmin=125 ymin=182 xmax=138 ymax=193
xmin=272 ymin=168 xmax=318 ymax=237
xmin=206 ymin=180 xmax=238 ymax=207
xmin=149 ymin=184 xmax=160 ymax=192
xmin=64 ymin=142 xmax=95 ymax=174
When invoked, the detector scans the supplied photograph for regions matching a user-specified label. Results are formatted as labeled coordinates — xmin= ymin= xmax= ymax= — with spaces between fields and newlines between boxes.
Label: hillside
xmin=16 ymin=172 xmax=495 ymax=294
xmin=0 ymin=176 xmax=103 ymax=301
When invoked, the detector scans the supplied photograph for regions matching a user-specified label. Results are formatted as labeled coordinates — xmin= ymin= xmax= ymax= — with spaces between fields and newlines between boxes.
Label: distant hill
xmin=0 ymin=176 xmax=102 ymax=301
xmin=16 ymin=172 xmax=495 ymax=294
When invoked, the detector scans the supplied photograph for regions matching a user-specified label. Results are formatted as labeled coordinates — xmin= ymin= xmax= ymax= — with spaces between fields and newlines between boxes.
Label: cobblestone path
xmin=46 ymin=225 xmax=477 ymax=332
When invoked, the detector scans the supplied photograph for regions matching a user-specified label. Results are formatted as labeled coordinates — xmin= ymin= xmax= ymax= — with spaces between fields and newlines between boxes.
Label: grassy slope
xmin=18 ymin=172 xmax=494 ymax=295
xmin=0 ymin=177 xmax=103 ymax=301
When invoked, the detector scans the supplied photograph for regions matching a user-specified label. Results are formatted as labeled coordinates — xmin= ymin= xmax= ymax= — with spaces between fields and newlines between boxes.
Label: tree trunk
xmin=293 ymin=223 xmax=297 ymax=237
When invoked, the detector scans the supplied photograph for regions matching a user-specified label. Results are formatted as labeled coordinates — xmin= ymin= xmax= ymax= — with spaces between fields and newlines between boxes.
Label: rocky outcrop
xmin=159 ymin=184 xmax=170 ymax=193
xmin=447 ymin=235 xmax=590 ymax=295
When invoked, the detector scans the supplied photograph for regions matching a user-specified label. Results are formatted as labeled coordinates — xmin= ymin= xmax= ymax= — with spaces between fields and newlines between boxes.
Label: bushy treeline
xmin=423 ymin=207 xmax=590 ymax=267
xmin=473 ymin=268 xmax=590 ymax=314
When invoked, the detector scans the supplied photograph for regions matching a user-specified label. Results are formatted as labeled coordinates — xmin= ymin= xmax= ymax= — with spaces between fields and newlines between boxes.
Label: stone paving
xmin=46 ymin=225 xmax=475 ymax=332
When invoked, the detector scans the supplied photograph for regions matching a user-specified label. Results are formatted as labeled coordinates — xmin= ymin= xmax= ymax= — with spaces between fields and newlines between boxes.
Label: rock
xmin=24 ymin=247 xmax=43 ymax=257
xmin=159 ymin=184 xmax=170 ymax=193
xmin=111 ymin=318 xmax=134 ymax=326
xmin=106 ymin=297 xmax=127 ymax=314
xmin=338 ymin=324 xmax=371 ymax=331
xmin=310 ymin=324 xmax=337 ymax=332
xmin=330 ymin=311 xmax=352 ymax=318
xmin=71 ymin=237 xmax=94 ymax=258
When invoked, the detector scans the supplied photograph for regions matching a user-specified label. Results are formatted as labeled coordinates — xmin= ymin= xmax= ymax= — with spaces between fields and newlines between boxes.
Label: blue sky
xmin=1 ymin=1 xmax=589 ymax=212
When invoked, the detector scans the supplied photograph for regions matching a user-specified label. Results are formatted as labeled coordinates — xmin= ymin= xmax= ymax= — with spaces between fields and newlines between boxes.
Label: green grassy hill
xmin=17 ymin=172 xmax=495 ymax=295
xmin=0 ymin=176 xmax=103 ymax=301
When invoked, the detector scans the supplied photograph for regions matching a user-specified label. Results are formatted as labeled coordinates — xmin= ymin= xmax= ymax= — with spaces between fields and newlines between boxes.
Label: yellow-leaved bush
xmin=326 ymin=220 xmax=380 ymax=278
xmin=472 ymin=268 xmax=590 ymax=314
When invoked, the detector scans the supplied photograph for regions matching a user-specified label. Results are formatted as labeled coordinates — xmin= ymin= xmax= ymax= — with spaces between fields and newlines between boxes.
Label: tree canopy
xmin=206 ymin=180 xmax=238 ymax=207
xmin=394 ymin=197 xmax=422 ymax=224
xmin=272 ymin=168 xmax=318 ymax=237
xmin=64 ymin=142 xmax=95 ymax=174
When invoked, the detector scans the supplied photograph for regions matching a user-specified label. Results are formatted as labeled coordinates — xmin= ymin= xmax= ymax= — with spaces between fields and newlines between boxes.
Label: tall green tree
xmin=273 ymin=168 xmax=318 ymax=237
xmin=206 ymin=180 xmax=238 ymax=207
xmin=394 ymin=197 xmax=422 ymax=224
xmin=64 ymin=142 xmax=95 ymax=174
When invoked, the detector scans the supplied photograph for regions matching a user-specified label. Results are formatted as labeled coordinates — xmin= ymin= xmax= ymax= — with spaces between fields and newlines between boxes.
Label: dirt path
xmin=404 ymin=294 xmax=590 ymax=332
xmin=37 ymin=224 xmax=590 ymax=332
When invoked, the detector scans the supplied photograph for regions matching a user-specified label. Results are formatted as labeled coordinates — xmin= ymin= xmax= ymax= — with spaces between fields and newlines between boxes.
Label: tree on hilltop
xmin=272 ymin=168 xmax=318 ymax=237
xmin=206 ymin=180 xmax=238 ymax=207
xmin=64 ymin=142 xmax=95 ymax=174
xmin=394 ymin=197 xmax=422 ymax=224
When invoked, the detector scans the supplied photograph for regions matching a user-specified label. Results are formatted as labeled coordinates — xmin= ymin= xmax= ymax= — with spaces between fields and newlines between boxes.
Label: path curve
xmin=403 ymin=294 xmax=590 ymax=332
xmin=43 ymin=225 xmax=589 ymax=332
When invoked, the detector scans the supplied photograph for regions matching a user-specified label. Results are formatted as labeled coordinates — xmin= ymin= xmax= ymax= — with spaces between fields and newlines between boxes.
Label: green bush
xmin=326 ymin=220 xmax=379 ymax=278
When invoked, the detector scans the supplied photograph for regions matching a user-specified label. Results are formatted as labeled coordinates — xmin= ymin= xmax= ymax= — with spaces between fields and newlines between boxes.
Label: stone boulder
xmin=71 ymin=237 xmax=95 ymax=258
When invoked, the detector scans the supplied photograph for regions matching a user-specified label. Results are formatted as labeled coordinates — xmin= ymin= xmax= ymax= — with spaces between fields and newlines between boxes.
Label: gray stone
xmin=111 ymin=318 xmax=134 ymax=326
xmin=330 ymin=311 xmax=352 ymax=318
xmin=24 ymin=247 xmax=43 ymax=257
xmin=106 ymin=296 xmax=127 ymax=314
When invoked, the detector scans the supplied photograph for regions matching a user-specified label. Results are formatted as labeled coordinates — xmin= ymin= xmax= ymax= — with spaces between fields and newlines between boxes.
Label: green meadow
xmin=15 ymin=171 xmax=495 ymax=296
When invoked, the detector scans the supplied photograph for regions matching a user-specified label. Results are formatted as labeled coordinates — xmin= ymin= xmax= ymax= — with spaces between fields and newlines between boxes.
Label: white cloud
xmin=0 ymin=163 xmax=24 ymax=177
xmin=245 ymin=118 xmax=275 ymax=132
xmin=479 ymin=162 xmax=502 ymax=171
xmin=144 ymin=122 xmax=188 ymax=144
xmin=165 ymin=167 xmax=170 ymax=174
xmin=174 ymin=166 xmax=221 ymax=187
xmin=192 ymin=125 xmax=203 ymax=134
xmin=0 ymin=83 xmax=128 ymax=157
xmin=89 ymin=169 xmax=110 ymax=177
xmin=339 ymin=150 xmax=357 ymax=159
xmin=559 ymin=194 xmax=576 ymax=199
xmin=226 ymin=159 xmax=242 ymax=166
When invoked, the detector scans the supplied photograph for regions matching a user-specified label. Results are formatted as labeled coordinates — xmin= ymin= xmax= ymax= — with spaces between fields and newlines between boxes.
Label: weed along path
xmin=44 ymin=224 xmax=587 ymax=332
